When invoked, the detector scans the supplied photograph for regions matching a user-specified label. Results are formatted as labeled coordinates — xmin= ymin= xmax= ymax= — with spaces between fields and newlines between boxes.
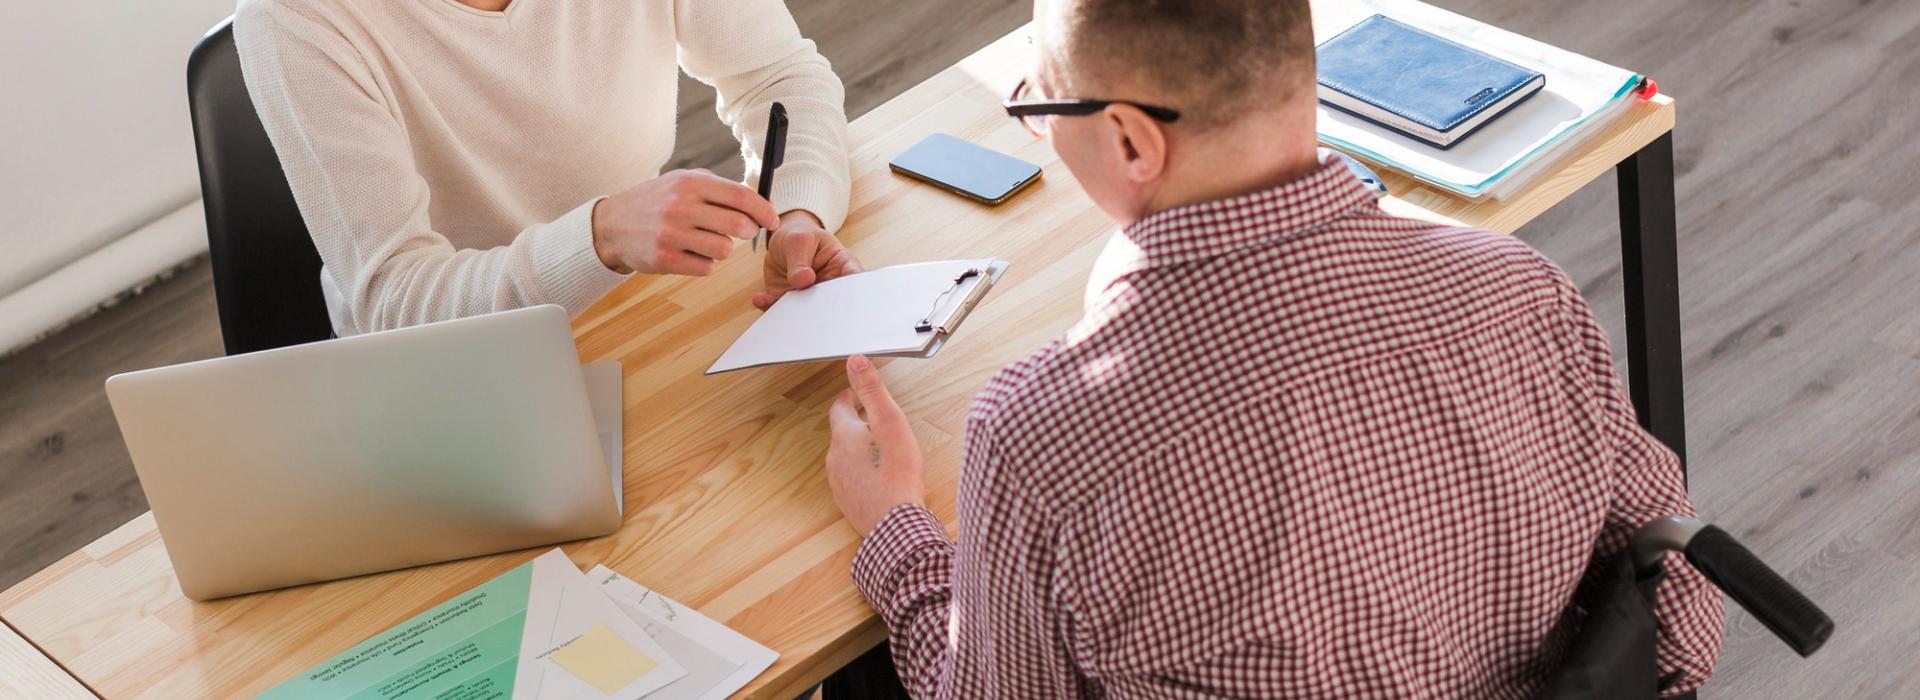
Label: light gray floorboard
xmin=2 ymin=0 xmax=1915 ymax=696
xmin=1437 ymin=0 xmax=1920 ymax=696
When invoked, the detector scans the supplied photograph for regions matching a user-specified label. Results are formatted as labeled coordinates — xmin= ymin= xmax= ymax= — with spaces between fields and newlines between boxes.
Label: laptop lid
xmin=105 ymin=305 xmax=620 ymax=600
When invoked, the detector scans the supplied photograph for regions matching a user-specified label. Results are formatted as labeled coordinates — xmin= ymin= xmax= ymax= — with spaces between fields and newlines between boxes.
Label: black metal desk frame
xmin=1618 ymin=131 xmax=1688 ymax=474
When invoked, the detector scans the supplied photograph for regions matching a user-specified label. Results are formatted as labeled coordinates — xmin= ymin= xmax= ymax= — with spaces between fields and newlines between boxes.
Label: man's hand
xmin=826 ymin=355 xmax=926 ymax=536
xmin=591 ymin=169 xmax=780 ymax=277
xmin=754 ymin=210 xmax=863 ymax=310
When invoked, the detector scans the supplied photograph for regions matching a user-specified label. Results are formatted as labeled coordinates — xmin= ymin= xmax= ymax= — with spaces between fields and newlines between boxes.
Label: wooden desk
xmin=0 ymin=24 xmax=1681 ymax=700
xmin=2 ymin=620 xmax=94 ymax=698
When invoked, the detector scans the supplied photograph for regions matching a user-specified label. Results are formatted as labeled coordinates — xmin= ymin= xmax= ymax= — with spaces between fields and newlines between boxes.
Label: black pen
xmin=754 ymin=102 xmax=788 ymax=252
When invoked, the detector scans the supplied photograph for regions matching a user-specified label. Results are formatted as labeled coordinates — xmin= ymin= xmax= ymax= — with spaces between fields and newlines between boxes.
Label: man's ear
xmin=1103 ymin=104 xmax=1170 ymax=186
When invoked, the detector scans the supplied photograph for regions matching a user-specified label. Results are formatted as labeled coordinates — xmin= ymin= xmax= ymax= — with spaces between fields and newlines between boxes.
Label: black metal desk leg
xmin=1616 ymin=132 xmax=1688 ymax=471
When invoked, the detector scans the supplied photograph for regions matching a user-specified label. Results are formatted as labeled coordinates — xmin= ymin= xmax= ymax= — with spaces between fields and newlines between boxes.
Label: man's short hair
xmin=1061 ymin=0 xmax=1316 ymax=130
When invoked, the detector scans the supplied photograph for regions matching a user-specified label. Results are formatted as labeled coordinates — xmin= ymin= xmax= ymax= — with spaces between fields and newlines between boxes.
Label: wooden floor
xmin=2 ymin=0 xmax=1915 ymax=696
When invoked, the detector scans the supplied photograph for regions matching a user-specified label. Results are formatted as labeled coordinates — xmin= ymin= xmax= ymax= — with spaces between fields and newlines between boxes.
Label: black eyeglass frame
xmin=1003 ymin=78 xmax=1182 ymax=134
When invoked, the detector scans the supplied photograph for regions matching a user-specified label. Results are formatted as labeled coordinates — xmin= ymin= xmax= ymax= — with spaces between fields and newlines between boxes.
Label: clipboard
xmin=706 ymin=259 xmax=1009 ymax=374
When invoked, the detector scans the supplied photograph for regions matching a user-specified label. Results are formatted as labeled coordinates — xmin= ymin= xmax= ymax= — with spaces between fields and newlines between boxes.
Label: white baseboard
xmin=0 ymin=200 xmax=209 ymax=357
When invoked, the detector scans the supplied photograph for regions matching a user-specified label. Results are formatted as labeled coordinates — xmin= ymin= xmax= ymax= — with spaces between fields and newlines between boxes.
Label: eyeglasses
xmin=1003 ymin=78 xmax=1182 ymax=137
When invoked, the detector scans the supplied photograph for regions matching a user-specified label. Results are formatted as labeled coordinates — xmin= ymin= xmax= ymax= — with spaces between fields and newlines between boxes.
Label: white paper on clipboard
xmin=706 ymin=259 xmax=1009 ymax=374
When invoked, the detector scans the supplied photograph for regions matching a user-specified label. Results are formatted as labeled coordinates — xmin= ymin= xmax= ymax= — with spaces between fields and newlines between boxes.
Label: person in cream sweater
xmin=235 ymin=0 xmax=858 ymax=336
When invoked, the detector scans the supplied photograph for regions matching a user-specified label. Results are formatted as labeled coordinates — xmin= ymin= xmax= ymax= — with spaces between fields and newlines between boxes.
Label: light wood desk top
xmin=1 ymin=621 xmax=94 ymax=699
xmin=0 ymin=23 xmax=1675 ymax=700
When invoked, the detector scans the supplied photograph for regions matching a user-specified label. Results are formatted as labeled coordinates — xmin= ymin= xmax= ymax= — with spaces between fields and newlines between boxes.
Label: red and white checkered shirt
xmin=851 ymin=155 xmax=1724 ymax=698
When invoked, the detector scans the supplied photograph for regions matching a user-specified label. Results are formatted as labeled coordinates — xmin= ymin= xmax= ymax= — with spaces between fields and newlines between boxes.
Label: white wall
xmin=0 ymin=1 xmax=237 ymax=353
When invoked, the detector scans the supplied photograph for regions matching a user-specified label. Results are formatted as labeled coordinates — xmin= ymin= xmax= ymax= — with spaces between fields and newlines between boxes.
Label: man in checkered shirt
xmin=819 ymin=0 xmax=1724 ymax=697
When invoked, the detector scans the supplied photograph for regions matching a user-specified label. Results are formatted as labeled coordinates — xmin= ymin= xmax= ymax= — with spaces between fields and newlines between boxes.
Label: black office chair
xmin=1543 ymin=515 xmax=1834 ymax=699
xmin=188 ymin=18 xmax=335 ymax=356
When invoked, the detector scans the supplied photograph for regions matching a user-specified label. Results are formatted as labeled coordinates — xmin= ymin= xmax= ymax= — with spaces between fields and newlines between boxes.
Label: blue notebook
xmin=1316 ymin=15 xmax=1546 ymax=150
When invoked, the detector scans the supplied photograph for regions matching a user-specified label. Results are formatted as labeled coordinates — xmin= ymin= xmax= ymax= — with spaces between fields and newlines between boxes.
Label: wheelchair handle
xmin=1632 ymin=516 xmax=1834 ymax=657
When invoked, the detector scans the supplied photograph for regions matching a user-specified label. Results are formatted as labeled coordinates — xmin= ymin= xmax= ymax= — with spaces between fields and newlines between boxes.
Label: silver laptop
xmin=105 ymin=305 xmax=623 ymax=600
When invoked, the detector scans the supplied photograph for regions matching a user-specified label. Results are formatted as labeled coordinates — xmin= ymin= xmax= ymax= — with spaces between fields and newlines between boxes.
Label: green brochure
xmin=259 ymin=549 xmax=684 ymax=700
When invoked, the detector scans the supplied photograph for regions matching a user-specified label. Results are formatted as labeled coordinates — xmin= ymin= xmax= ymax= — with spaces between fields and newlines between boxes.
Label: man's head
xmin=1030 ymin=0 xmax=1319 ymax=225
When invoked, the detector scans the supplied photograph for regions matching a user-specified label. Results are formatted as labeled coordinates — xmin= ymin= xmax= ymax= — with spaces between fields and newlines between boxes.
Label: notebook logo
xmin=1466 ymin=87 xmax=1497 ymax=104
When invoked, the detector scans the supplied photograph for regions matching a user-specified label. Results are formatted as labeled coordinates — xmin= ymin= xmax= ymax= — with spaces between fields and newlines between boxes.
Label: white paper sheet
xmin=518 ymin=550 xmax=688 ymax=699
xmin=1480 ymin=93 xmax=1636 ymax=200
xmin=1313 ymin=0 xmax=1641 ymax=198
xmin=589 ymin=566 xmax=780 ymax=700
xmin=707 ymin=259 xmax=1004 ymax=374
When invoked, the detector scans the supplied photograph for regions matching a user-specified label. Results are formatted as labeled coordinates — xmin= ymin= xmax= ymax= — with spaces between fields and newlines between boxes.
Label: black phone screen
xmin=889 ymin=133 xmax=1042 ymax=204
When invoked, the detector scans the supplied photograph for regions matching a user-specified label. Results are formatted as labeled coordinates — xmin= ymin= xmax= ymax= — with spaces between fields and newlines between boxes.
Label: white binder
xmin=706 ymin=258 xmax=1009 ymax=374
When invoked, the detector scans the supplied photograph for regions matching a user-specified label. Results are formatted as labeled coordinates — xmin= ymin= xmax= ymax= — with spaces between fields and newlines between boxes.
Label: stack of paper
xmin=589 ymin=566 xmax=780 ymax=700
xmin=1314 ymin=0 xmax=1643 ymax=199
xmin=260 ymin=549 xmax=777 ymax=700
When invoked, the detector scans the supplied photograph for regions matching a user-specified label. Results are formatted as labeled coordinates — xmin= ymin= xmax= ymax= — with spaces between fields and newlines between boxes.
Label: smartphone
xmin=889 ymin=133 xmax=1042 ymax=205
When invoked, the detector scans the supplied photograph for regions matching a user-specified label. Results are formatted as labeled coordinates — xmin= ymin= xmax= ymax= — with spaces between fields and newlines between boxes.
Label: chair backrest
xmin=188 ymin=18 xmax=334 ymax=355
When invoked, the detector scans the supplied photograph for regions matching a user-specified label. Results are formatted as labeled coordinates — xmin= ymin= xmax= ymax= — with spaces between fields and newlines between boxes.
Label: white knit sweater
xmin=234 ymin=0 xmax=851 ymax=335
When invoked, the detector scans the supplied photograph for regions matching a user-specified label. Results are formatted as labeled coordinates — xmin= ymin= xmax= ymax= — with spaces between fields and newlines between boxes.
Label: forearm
xmin=850 ymin=504 xmax=958 ymax=697
xmin=780 ymin=209 xmax=823 ymax=230
xmin=1570 ymin=287 xmax=1724 ymax=692
xmin=1622 ymin=435 xmax=1725 ymax=695
xmin=728 ymin=57 xmax=850 ymax=231
xmin=1548 ymin=261 xmax=1725 ymax=693
xmin=341 ymin=199 xmax=626 ymax=333
xmin=676 ymin=0 xmax=851 ymax=231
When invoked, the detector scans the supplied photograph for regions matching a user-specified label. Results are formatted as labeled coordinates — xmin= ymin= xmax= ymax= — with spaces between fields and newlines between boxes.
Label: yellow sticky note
xmin=550 ymin=624 xmax=658 ymax=695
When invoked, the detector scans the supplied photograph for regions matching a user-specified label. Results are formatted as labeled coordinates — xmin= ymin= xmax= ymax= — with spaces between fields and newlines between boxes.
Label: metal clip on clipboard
xmin=915 ymin=267 xmax=992 ymax=335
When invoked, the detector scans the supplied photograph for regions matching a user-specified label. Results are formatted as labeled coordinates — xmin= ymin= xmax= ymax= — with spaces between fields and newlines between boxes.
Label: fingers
xmin=846 ymin=355 xmax=904 ymax=430
xmin=682 ymin=170 xmax=780 ymax=230
xmin=828 ymin=388 xmax=865 ymax=432
xmin=689 ymin=204 xmax=760 ymax=241
xmin=652 ymin=249 xmax=717 ymax=277
xmin=823 ymin=245 xmax=865 ymax=279
xmin=667 ymin=227 xmax=735 ymax=263
xmin=781 ymin=230 xmax=820 ymax=290
xmin=756 ymin=230 xmax=847 ymax=310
